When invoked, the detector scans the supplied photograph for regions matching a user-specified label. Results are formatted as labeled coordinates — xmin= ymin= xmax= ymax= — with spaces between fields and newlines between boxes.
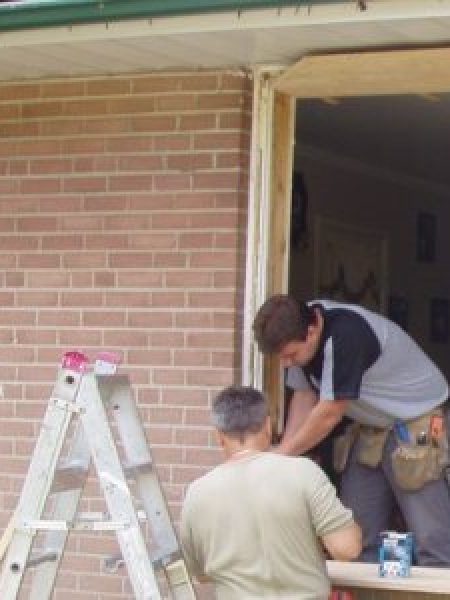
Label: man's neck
xmin=223 ymin=438 xmax=268 ymax=461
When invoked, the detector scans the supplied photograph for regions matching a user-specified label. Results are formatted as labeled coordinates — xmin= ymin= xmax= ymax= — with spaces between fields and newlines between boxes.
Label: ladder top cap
xmin=62 ymin=351 xmax=90 ymax=373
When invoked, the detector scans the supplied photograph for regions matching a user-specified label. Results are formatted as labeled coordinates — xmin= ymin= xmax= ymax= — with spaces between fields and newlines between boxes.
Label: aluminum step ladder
xmin=0 ymin=351 xmax=196 ymax=600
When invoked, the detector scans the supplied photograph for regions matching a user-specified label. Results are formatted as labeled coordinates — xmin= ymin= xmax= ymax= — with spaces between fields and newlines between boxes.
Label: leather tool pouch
xmin=333 ymin=423 xmax=360 ymax=473
xmin=391 ymin=409 xmax=448 ymax=491
xmin=357 ymin=426 xmax=390 ymax=468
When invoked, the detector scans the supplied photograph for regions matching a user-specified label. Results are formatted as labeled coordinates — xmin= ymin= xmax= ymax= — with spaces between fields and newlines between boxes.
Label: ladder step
xmin=104 ymin=549 xmax=182 ymax=573
xmin=123 ymin=460 xmax=154 ymax=478
xmin=27 ymin=551 xmax=58 ymax=569
xmin=21 ymin=518 xmax=131 ymax=532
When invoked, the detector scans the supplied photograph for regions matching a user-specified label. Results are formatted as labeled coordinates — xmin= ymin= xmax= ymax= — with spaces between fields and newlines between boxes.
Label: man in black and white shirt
xmin=253 ymin=295 xmax=450 ymax=565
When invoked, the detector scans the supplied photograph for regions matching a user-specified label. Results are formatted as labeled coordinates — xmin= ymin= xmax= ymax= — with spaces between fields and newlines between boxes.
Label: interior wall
xmin=290 ymin=148 xmax=450 ymax=379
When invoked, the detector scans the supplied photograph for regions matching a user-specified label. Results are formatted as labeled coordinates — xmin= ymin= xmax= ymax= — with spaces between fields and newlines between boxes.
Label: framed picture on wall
xmin=314 ymin=217 xmax=389 ymax=313
xmin=430 ymin=298 xmax=449 ymax=343
xmin=416 ymin=211 xmax=436 ymax=263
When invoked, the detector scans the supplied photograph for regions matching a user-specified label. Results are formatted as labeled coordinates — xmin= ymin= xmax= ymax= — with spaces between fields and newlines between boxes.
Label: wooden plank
xmin=264 ymin=90 xmax=295 ymax=436
xmin=274 ymin=47 xmax=450 ymax=98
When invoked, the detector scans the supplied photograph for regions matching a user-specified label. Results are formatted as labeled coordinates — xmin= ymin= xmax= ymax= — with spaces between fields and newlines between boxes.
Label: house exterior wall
xmin=0 ymin=69 xmax=251 ymax=598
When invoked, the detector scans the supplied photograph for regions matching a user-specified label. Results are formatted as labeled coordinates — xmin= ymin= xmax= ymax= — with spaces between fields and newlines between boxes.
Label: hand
xmin=271 ymin=442 xmax=290 ymax=455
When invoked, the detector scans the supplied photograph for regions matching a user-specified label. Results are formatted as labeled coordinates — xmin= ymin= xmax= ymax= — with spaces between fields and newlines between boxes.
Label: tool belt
xmin=333 ymin=405 xmax=449 ymax=491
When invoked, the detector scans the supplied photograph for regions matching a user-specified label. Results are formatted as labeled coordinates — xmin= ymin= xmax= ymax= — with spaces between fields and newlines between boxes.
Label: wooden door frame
xmin=244 ymin=46 xmax=450 ymax=433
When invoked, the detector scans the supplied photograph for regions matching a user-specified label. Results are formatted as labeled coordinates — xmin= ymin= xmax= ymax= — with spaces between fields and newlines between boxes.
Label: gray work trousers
xmin=340 ymin=418 xmax=450 ymax=566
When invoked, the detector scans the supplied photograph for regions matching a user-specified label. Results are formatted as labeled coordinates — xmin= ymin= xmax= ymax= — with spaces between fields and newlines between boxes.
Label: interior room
xmin=290 ymin=93 xmax=450 ymax=381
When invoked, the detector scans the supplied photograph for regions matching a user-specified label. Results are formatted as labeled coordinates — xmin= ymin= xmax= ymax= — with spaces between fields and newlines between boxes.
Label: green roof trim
xmin=0 ymin=0 xmax=331 ymax=32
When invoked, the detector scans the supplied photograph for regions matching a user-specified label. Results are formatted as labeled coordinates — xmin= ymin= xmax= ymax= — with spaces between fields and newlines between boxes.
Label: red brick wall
xmin=0 ymin=70 xmax=252 ymax=598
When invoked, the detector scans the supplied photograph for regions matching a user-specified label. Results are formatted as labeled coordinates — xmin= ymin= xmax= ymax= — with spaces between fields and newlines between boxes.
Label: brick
xmin=129 ymin=233 xmax=176 ymax=249
xmin=16 ymin=291 xmax=58 ymax=307
xmin=63 ymin=176 xmax=106 ymax=193
xmin=153 ymin=174 xmax=190 ymax=191
xmin=0 ymin=310 xmax=35 ymax=326
xmin=117 ymin=155 xmax=163 ymax=171
xmin=93 ymin=271 xmax=115 ymax=287
xmin=153 ymin=253 xmax=187 ymax=268
xmin=16 ymin=329 xmax=57 ymax=344
xmin=63 ymin=253 xmax=106 ymax=268
xmin=106 ymin=135 xmax=153 ymax=153
xmin=83 ymin=311 xmax=125 ymax=327
xmin=86 ymin=78 xmax=130 ymax=95
xmin=179 ymin=232 xmax=214 ymax=249
xmin=103 ymin=330 xmax=148 ymax=347
xmin=27 ymin=271 xmax=70 ymax=288
xmin=153 ymin=368 xmax=185 ymax=385
xmin=40 ymin=81 xmax=85 ymax=98
xmin=116 ymin=272 xmax=162 ymax=287
xmin=85 ymin=233 xmax=128 ymax=250
xmin=194 ymin=131 xmax=246 ymax=150
xmin=127 ymin=349 xmax=170 ymax=365
xmin=19 ymin=254 xmax=61 ymax=268
xmin=20 ymin=177 xmax=61 ymax=194
xmin=22 ymin=101 xmax=62 ymax=119
xmin=130 ymin=115 xmax=176 ymax=131
xmin=109 ymin=252 xmax=153 ymax=268
xmin=105 ymin=291 xmax=148 ymax=307
xmin=42 ymin=235 xmax=83 ymax=250
xmin=9 ymin=159 xmax=28 ymax=175
xmin=175 ymin=428 xmax=210 ymax=446
xmin=59 ymin=329 xmax=102 ymax=346
xmin=179 ymin=113 xmax=216 ymax=130
xmin=132 ymin=75 xmax=181 ymax=94
xmin=109 ymin=174 xmax=153 ymax=192
xmin=38 ymin=310 xmax=81 ymax=326
xmin=29 ymin=157 xmax=72 ymax=175
xmin=165 ymin=271 xmax=213 ymax=288
xmin=5 ymin=272 xmax=24 ymax=287
xmin=167 ymin=153 xmax=213 ymax=171
xmin=127 ymin=311 xmax=172 ymax=328
xmin=151 ymin=291 xmax=185 ymax=308
xmin=186 ymin=369 xmax=233 ymax=387
xmin=61 ymin=292 xmax=103 ymax=307
xmin=185 ymin=447 xmax=221 ymax=466
xmin=61 ymin=138 xmax=105 ymax=154
xmin=154 ymin=134 xmax=190 ymax=151
xmin=62 ymin=99 xmax=108 ymax=117
xmin=174 ymin=350 xmax=209 ymax=367
xmin=174 ymin=312 xmax=212 ymax=329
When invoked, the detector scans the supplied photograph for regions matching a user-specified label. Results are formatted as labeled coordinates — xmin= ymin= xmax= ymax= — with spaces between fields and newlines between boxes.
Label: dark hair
xmin=212 ymin=385 xmax=268 ymax=437
xmin=252 ymin=294 xmax=316 ymax=354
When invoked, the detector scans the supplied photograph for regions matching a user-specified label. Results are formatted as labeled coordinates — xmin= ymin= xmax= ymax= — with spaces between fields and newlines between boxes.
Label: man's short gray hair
xmin=212 ymin=385 xmax=268 ymax=434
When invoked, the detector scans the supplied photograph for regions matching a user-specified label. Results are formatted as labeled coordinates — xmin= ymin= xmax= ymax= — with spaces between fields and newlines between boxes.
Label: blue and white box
xmin=379 ymin=531 xmax=413 ymax=577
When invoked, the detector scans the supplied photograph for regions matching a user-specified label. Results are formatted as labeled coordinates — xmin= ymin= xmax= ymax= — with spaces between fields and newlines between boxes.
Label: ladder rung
xmin=123 ymin=460 xmax=154 ymax=478
xmin=104 ymin=549 xmax=182 ymax=574
xmin=27 ymin=551 xmax=58 ymax=568
xmin=21 ymin=519 xmax=132 ymax=532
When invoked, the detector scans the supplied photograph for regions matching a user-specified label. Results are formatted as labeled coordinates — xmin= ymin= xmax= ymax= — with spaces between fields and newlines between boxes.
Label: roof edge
xmin=0 ymin=0 xmax=332 ymax=32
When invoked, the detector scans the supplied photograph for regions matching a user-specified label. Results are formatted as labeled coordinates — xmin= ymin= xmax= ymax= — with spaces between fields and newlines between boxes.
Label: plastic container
xmin=379 ymin=531 xmax=413 ymax=577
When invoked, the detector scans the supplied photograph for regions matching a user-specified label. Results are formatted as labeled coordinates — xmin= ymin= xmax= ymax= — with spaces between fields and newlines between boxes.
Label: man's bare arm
xmin=283 ymin=389 xmax=318 ymax=441
xmin=321 ymin=521 xmax=362 ymax=561
xmin=277 ymin=398 xmax=348 ymax=456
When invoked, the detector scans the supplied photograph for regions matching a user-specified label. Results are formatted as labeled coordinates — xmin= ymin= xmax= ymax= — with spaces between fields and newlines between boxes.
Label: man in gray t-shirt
xmin=181 ymin=385 xmax=361 ymax=599
xmin=253 ymin=294 xmax=450 ymax=565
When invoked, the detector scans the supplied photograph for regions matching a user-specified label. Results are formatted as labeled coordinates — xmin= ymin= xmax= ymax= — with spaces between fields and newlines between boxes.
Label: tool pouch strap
xmin=332 ymin=423 xmax=360 ymax=473
xmin=391 ymin=407 xmax=449 ymax=491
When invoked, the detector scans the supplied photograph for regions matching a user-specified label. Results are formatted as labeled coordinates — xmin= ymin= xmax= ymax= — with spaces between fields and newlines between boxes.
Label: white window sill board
xmin=327 ymin=561 xmax=450 ymax=594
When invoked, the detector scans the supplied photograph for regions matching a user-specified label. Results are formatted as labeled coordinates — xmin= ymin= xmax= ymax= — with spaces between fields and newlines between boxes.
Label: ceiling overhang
xmin=2 ymin=1 xmax=450 ymax=80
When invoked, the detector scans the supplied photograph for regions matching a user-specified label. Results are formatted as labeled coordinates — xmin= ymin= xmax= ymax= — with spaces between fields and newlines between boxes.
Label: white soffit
xmin=1 ymin=1 xmax=450 ymax=80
